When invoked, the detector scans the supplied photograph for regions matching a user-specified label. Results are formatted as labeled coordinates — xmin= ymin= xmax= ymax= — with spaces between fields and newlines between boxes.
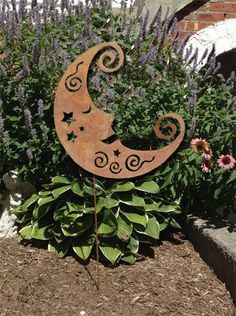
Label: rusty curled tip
xmin=54 ymin=42 xmax=185 ymax=179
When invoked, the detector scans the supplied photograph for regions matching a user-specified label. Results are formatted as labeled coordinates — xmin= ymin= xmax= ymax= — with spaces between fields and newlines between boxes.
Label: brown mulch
xmin=0 ymin=233 xmax=235 ymax=316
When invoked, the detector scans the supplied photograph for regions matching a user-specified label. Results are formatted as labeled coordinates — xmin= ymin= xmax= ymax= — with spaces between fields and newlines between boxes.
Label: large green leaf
xmin=71 ymin=181 xmax=84 ymax=197
xmin=97 ymin=209 xmax=117 ymax=237
xmin=83 ymin=185 xmax=94 ymax=196
xmin=52 ymin=176 xmax=71 ymax=184
xmin=135 ymin=181 xmax=160 ymax=194
xmin=121 ymin=254 xmax=136 ymax=265
xmin=99 ymin=242 xmax=121 ymax=265
xmin=21 ymin=194 xmax=39 ymax=211
xmin=33 ymin=204 xmax=50 ymax=220
xmin=61 ymin=215 xmax=92 ymax=237
xmin=38 ymin=190 xmax=51 ymax=197
xmin=60 ymin=211 xmax=83 ymax=226
xmin=31 ymin=222 xmax=54 ymax=240
xmin=112 ymin=181 xmax=135 ymax=192
xmin=134 ymin=216 xmax=160 ymax=239
xmin=48 ymin=238 xmax=70 ymax=258
xmin=52 ymin=185 xmax=71 ymax=199
xmin=144 ymin=201 xmax=161 ymax=212
xmin=157 ymin=204 xmax=180 ymax=213
xmin=19 ymin=225 xmax=32 ymax=240
xmin=72 ymin=234 xmax=95 ymax=260
xmin=105 ymin=196 xmax=120 ymax=208
xmin=127 ymin=234 xmax=139 ymax=254
xmin=38 ymin=196 xmax=54 ymax=206
xmin=120 ymin=195 xmax=145 ymax=207
xmin=121 ymin=211 xmax=148 ymax=227
xmin=67 ymin=202 xmax=83 ymax=212
xmin=53 ymin=204 xmax=69 ymax=221
xmin=170 ymin=218 xmax=181 ymax=229
xmin=117 ymin=214 xmax=133 ymax=241
xmin=226 ymin=170 xmax=236 ymax=185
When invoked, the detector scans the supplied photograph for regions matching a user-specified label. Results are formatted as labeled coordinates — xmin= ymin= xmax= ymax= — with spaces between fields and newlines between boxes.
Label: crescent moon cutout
xmin=54 ymin=42 xmax=185 ymax=179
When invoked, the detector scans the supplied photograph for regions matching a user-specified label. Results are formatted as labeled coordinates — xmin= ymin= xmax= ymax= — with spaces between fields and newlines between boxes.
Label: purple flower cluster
xmin=24 ymin=109 xmax=37 ymax=140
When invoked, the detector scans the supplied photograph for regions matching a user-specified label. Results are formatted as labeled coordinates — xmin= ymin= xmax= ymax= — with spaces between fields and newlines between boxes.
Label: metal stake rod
xmin=93 ymin=174 xmax=100 ymax=291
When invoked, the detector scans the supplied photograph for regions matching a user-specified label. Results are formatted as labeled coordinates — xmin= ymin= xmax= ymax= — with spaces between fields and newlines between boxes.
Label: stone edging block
xmin=184 ymin=214 xmax=236 ymax=304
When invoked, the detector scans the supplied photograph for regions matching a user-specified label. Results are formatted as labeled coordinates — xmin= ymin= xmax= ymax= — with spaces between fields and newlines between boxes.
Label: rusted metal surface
xmin=54 ymin=42 xmax=185 ymax=179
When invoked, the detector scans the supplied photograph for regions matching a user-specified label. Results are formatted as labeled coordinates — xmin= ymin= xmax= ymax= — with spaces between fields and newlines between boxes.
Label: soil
xmin=0 ymin=233 xmax=235 ymax=316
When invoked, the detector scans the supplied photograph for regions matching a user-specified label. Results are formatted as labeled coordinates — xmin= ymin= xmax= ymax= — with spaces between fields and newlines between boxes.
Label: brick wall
xmin=176 ymin=0 xmax=236 ymax=37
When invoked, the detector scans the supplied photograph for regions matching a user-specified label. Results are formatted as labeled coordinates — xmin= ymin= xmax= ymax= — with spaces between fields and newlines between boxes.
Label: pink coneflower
xmin=217 ymin=154 xmax=236 ymax=170
xmin=191 ymin=138 xmax=209 ymax=153
xmin=201 ymin=148 xmax=213 ymax=161
xmin=201 ymin=159 xmax=212 ymax=173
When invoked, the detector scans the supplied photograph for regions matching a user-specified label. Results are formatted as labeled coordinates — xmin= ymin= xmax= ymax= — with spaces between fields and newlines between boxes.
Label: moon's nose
xmin=92 ymin=109 xmax=115 ymax=140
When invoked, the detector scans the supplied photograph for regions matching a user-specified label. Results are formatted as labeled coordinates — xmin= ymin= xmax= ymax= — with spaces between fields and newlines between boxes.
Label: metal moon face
xmin=54 ymin=42 xmax=185 ymax=179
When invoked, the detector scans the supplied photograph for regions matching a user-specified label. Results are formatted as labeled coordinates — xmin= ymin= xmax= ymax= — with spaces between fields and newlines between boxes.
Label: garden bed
xmin=0 ymin=233 xmax=235 ymax=316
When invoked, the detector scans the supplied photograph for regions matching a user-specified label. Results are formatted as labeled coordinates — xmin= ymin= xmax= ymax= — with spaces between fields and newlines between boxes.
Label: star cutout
xmin=61 ymin=112 xmax=75 ymax=125
xmin=67 ymin=131 xmax=77 ymax=142
xmin=113 ymin=149 xmax=121 ymax=157
xmin=79 ymin=126 xmax=85 ymax=132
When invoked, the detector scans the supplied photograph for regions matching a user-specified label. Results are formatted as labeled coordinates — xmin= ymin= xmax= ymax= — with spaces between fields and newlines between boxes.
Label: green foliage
xmin=14 ymin=175 xmax=181 ymax=265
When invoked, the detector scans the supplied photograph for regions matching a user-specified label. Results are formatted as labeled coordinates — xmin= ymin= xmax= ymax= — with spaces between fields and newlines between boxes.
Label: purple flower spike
xmin=26 ymin=148 xmax=33 ymax=160
xmin=37 ymin=99 xmax=44 ymax=118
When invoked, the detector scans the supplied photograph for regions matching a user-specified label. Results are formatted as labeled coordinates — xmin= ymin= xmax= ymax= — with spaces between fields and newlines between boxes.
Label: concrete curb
xmin=184 ymin=214 xmax=236 ymax=304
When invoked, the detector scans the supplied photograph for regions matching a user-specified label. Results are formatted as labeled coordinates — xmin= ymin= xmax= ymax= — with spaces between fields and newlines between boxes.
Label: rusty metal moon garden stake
xmin=54 ymin=42 xmax=185 ymax=283
xmin=54 ymin=42 xmax=185 ymax=179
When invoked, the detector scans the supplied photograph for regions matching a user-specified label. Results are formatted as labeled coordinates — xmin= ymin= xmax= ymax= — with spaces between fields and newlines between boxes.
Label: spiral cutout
xmin=109 ymin=162 xmax=122 ymax=174
xmin=65 ymin=62 xmax=83 ymax=92
xmin=97 ymin=43 xmax=124 ymax=73
xmin=94 ymin=151 xmax=109 ymax=168
xmin=154 ymin=113 xmax=184 ymax=141
xmin=125 ymin=155 xmax=155 ymax=172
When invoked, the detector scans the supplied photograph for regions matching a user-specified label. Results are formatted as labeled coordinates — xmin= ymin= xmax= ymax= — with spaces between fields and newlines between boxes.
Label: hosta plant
xmin=13 ymin=175 xmax=181 ymax=265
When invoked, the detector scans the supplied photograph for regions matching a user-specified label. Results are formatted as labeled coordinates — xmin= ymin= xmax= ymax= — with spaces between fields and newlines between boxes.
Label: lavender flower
xmin=188 ymin=48 xmax=199 ymax=66
xmin=91 ymin=72 xmax=101 ymax=90
xmin=227 ymin=96 xmax=236 ymax=110
xmin=31 ymin=0 xmax=38 ymax=9
xmin=141 ymin=9 xmax=149 ymax=39
xmin=145 ymin=46 xmax=157 ymax=64
xmin=136 ymin=0 xmax=145 ymax=19
xmin=37 ymin=99 xmax=44 ymax=118
xmin=33 ymin=5 xmax=42 ymax=36
xmin=146 ymin=65 xmax=156 ymax=79
xmin=226 ymin=71 xmax=236 ymax=85
xmin=0 ymin=113 xmax=4 ymax=134
xmin=26 ymin=148 xmax=33 ymax=160
xmin=150 ymin=6 xmax=162 ymax=30
xmin=216 ymin=73 xmax=225 ymax=83
xmin=0 ymin=65 xmax=7 ymax=76
xmin=177 ymin=34 xmax=190 ymax=56
xmin=156 ymin=25 xmax=167 ymax=54
xmin=41 ymin=123 xmax=49 ymax=142
xmin=212 ymin=62 xmax=221 ymax=75
xmin=187 ymin=90 xmax=197 ymax=114
xmin=204 ymin=57 xmax=216 ymax=78
xmin=3 ymin=130 xmax=10 ymax=146
xmin=22 ymin=55 xmax=30 ymax=76
xmin=24 ymin=109 xmax=37 ymax=140
xmin=18 ymin=0 xmax=27 ymax=20
xmin=186 ymin=120 xmax=196 ymax=140
xmin=18 ymin=85 xmax=25 ymax=107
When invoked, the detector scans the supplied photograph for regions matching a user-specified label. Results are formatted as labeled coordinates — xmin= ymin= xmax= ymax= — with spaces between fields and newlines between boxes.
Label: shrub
xmin=14 ymin=175 xmax=181 ymax=265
